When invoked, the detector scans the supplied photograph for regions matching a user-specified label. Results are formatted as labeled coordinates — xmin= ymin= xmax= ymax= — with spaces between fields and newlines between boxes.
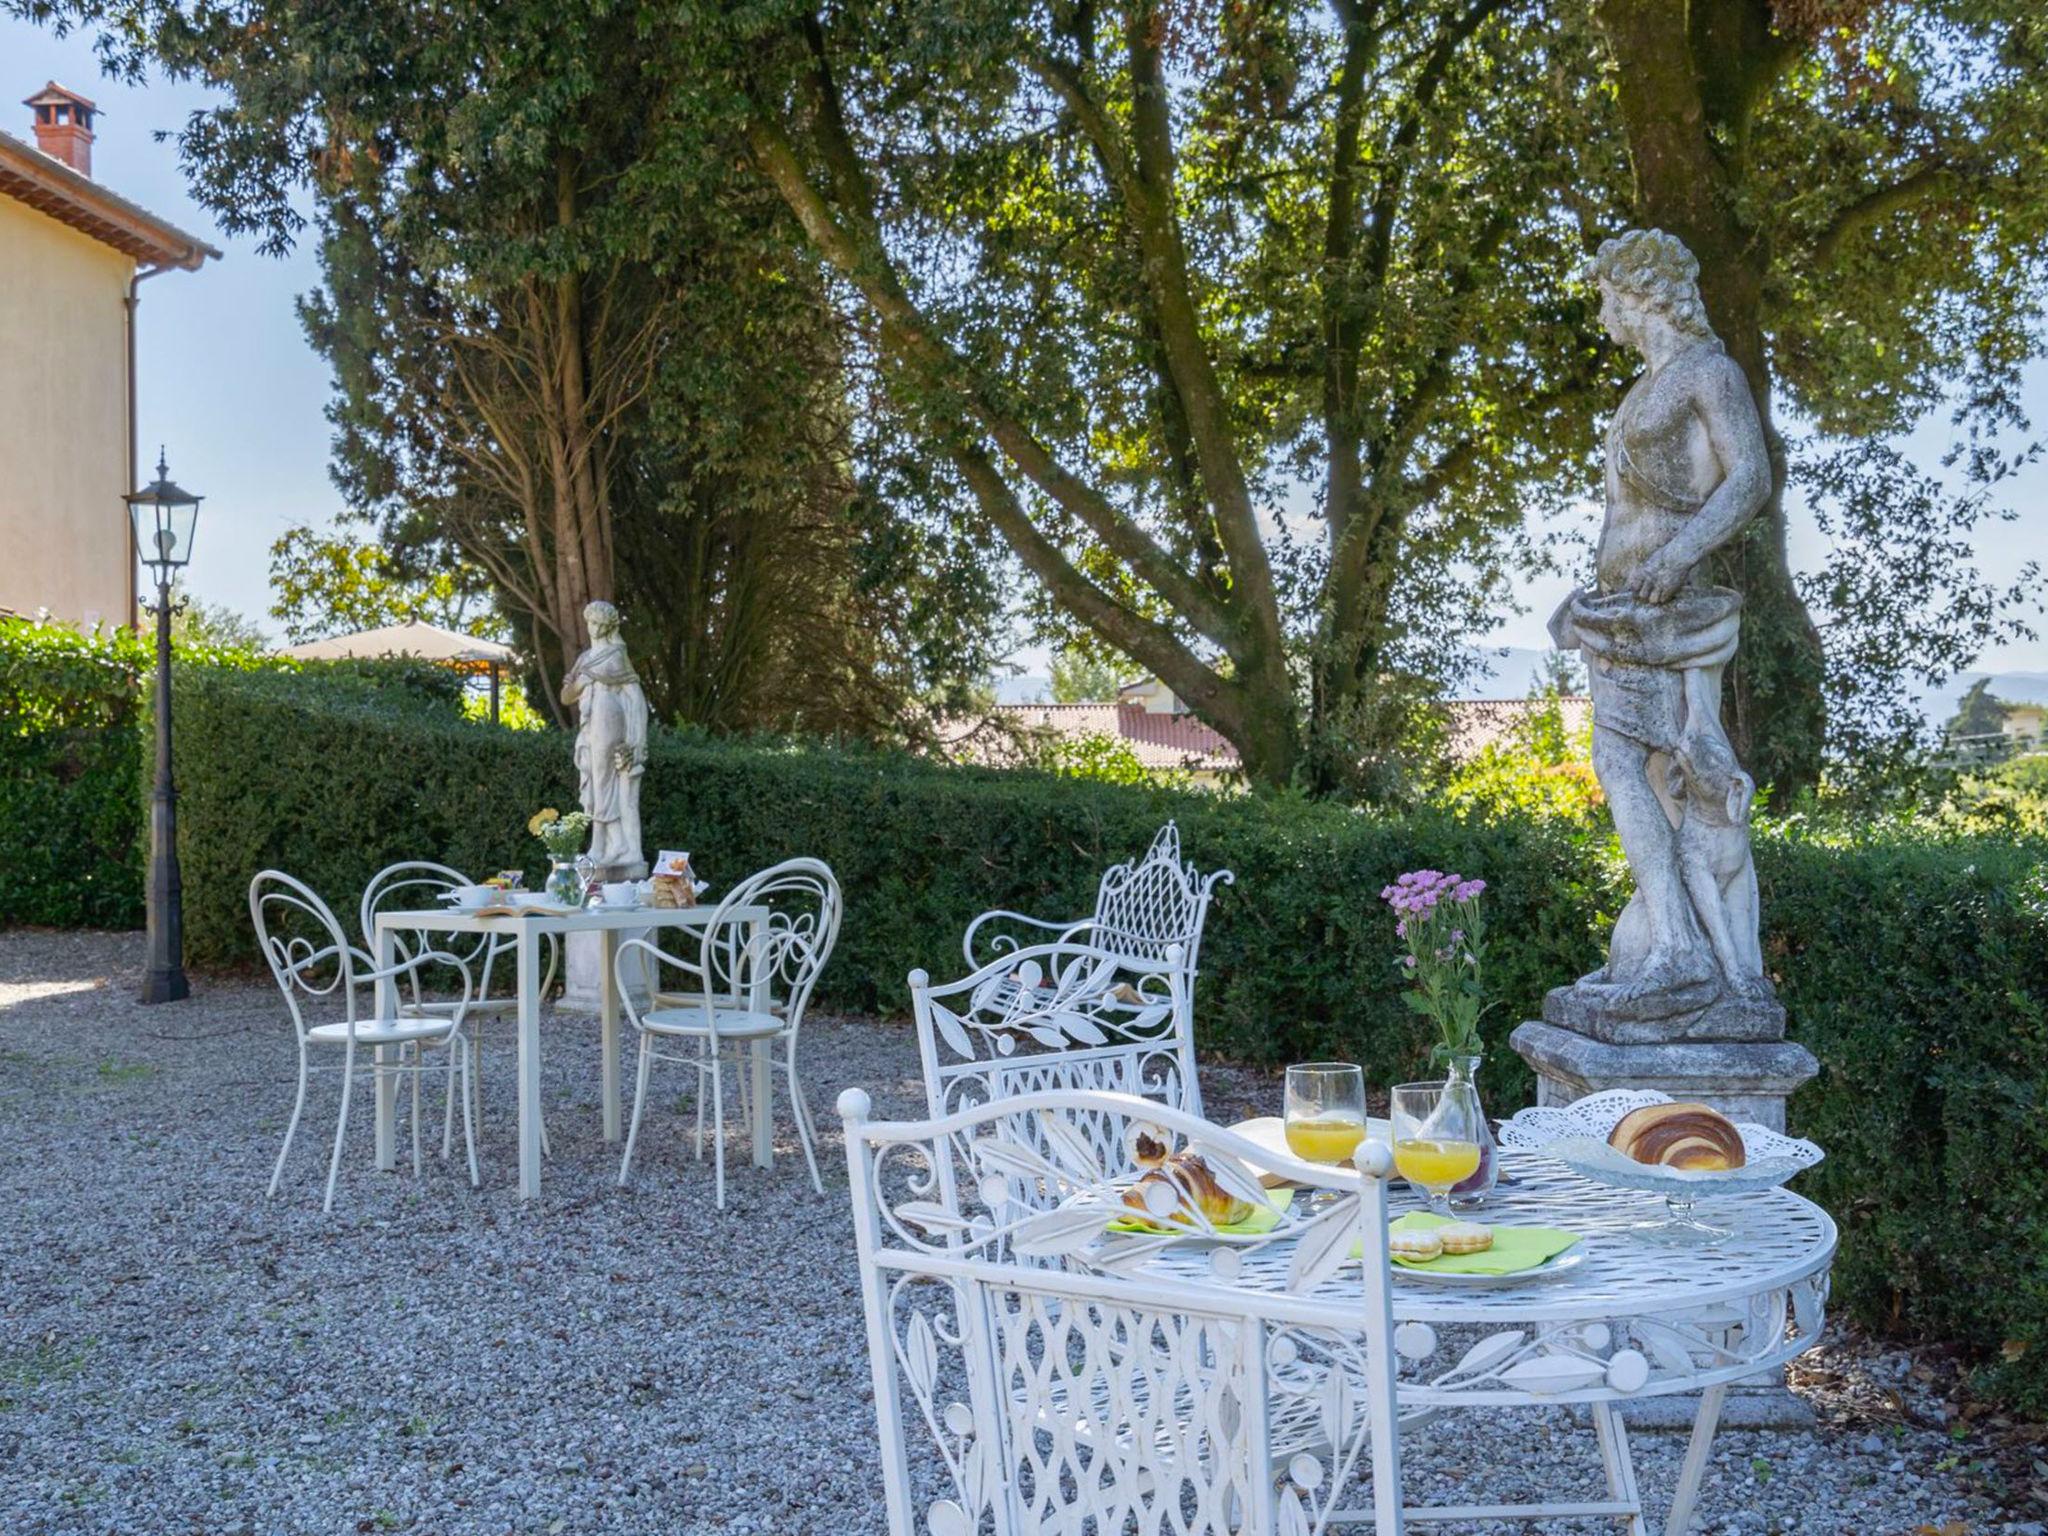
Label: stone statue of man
xmin=1549 ymin=229 xmax=1777 ymax=1026
xmin=561 ymin=599 xmax=649 ymax=877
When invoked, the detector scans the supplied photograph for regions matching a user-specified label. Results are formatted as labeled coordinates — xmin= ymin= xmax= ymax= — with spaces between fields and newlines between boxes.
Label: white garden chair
xmin=614 ymin=857 xmax=841 ymax=1207
xmin=912 ymin=939 xmax=1201 ymax=1150
xmin=961 ymin=821 xmax=1233 ymax=1009
xmin=251 ymin=870 xmax=479 ymax=1212
xmin=838 ymin=1086 xmax=1407 ymax=1536
xmin=359 ymin=860 xmax=559 ymax=1157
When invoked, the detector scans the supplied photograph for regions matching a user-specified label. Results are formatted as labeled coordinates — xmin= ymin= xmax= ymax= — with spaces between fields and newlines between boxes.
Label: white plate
xmin=1392 ymin=1245 xmax=1587 ymax=1288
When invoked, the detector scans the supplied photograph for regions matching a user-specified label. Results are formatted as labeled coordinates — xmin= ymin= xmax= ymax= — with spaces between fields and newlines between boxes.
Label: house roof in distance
xmin=0 ymin=122 xmax=219 ymax=269
xmin=280 ymin=620 xmax=514 ymax=671
xmin=948 ymin=694 xmax=1592 ymax=776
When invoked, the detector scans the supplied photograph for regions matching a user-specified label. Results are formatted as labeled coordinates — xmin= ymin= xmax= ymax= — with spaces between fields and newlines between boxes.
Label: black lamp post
xmin=126 ymin=450 xmax=202 ymax=1005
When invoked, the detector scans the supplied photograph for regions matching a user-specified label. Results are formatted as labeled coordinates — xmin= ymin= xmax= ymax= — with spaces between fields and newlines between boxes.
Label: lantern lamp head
xmin=125 ymin=448 xmax=203 ymax=583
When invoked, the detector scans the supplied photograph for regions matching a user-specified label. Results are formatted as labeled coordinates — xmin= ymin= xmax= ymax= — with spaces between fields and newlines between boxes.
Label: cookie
xmin=1389 ymin=1228 xmax=1443 ymax=1263
xmin=1436 ymin=1221 xmax=1493 ymax=1255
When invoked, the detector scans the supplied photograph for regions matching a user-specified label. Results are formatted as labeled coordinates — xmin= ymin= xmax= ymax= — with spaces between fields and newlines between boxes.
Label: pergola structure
xmin=280 ymin=620 xmax=517 ymax=721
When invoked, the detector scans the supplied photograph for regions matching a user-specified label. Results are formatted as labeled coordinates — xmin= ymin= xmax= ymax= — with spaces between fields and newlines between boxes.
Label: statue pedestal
xmin=1515 ymin=978 xmax=1818 ymax=1138
xmin=1510 ymin=1014 xmax=1817 ymax=1132
xmin=1511 ymin=1002 xmax=1820 ymax=1426
xmin=559 ymin=927 xmax=652 ymax=1015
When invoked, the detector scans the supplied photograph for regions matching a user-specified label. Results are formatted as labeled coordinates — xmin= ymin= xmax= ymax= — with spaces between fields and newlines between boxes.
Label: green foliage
xmin=1442 ymin=694 xmax=1606 ymax=825
xmin=0 ymin=619 xmax=468 ymax=930
xmin=1754 ymin=820 xmax=2048 ymax=1412
xmin=1049 ymin=646 xmax=1130 ymax=705
xmin=1946 ymin=679 xmax=2013 ymax=740
xmin=8 ymin=625 xmax=2048 ymax=1408
xmin=0 ymin=620 xmax=149 ymax=927
xmin=1030 ymin=731 xmax=1194 ymax=792
xmin=268 ymin=526 xmax=496 ymax=644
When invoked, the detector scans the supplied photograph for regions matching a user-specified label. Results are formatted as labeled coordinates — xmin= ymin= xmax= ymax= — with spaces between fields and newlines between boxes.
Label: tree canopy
xmin=703 ymin=0 xmax=2045 ymax=793
xmin=22 ymin=0 xmax=1007 ymax=737
xmin=15 ymin=0 xmax=2045 ymax=791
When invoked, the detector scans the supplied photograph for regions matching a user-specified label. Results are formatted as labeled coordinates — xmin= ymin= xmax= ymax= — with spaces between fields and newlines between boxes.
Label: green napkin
xmin=1381 ymin=1212 xmax=1581 ymax=1275
xmin=1109 ymin=1188 xmax=1292 ymax=1238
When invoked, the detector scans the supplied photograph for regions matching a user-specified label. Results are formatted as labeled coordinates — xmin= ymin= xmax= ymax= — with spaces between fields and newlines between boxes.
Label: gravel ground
xmin=2 ymin=928 xmax=2039 ymax=1536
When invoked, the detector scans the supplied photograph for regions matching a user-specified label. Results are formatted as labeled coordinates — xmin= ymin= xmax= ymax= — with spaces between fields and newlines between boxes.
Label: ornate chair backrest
xmin=837 ymin=1088 xmax=1405 ymax=1536
xmin=912 ymin=942 xmax=1199 ymax=1205
xmin=1088 ymin=822 xmax=1233 ymax=975
xmin=250 ymin=870 xmax=362 ymax=1046
xmin=699 ymin=857 xmax=842 ymax=1027
xmin=358 ymin=861 xmax=497 ymax=982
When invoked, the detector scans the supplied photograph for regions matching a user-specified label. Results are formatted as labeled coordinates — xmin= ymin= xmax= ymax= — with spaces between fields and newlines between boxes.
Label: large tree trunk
xmin=1593 ymin=0 xmax=1827 ymax=798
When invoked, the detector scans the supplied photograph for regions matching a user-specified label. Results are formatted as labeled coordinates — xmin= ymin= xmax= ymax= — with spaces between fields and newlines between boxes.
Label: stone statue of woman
xmin=1548 ymin=229 xmax=1779 ymax=1031
xmin=561 ymin=600 xmax=649 ymax=878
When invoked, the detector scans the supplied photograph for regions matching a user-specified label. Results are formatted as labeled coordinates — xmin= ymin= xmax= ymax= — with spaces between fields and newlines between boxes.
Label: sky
xmin=7 ymin=17 xmax=2046 ymax=705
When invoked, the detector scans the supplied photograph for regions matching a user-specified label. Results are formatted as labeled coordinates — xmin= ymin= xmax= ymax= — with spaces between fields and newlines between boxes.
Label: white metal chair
xmin=962 ymin=821 xmax=1233 ymax=1012
xmin=913 ymin=939 xmax=1201 ymax=1145
xmin=251 ymin=870 xmax=479 ymax=1212
xmin=615 ymin=857 xmax=842 ymax=1207
xmin=839 ymin=1087 xmax=1407 ymax=1535
xmin=358 ymin=860 xmax=558 ymax=1157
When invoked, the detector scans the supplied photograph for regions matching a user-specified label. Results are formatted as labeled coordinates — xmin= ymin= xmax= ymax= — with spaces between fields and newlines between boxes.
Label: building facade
xmin=0 ymin=83 xmax=216 ymax=628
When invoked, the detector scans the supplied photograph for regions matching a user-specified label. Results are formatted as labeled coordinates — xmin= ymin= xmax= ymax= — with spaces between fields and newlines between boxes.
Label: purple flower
xmin=1401 ymin=955 xmax=1417 ymax=969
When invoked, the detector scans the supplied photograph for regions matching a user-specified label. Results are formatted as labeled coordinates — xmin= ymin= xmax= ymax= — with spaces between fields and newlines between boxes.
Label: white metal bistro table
xmin=1142 ymin=1150 xmax=1836 ymax=1533
xmin=372 ymin=903 xmax=772 ymax=1200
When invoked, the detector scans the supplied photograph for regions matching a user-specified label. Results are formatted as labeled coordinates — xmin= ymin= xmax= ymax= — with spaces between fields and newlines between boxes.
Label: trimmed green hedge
xmin=5 ymin=627 xmax=2046 ymax=1409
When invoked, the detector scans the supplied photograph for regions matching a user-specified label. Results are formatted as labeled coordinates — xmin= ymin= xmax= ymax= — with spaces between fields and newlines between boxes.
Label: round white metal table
xmin=1144 ymin=1151 xmax=1836 ymax=1534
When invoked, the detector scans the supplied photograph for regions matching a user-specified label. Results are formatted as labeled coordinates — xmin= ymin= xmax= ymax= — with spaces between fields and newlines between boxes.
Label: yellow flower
xmin=527 ymin=808 xmax=560 ymax=836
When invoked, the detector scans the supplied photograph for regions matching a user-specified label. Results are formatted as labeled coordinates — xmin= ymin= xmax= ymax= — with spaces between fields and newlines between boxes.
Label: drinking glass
xmin=1284 ymin=1063 xmax=1368 ymax=1170
xmin=1390 ymin=1081 xmax=1484 ymax=1216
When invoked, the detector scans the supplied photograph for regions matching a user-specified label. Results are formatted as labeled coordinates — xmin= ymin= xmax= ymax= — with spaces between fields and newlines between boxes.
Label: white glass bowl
xmin=1498 ymin=1089 xmax=1824 ymax=1245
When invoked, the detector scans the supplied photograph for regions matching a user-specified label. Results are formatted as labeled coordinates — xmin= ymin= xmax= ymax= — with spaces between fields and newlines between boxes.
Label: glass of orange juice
xmin=1391 ymin=1081 xmax=1483 ymax=1216
xmin=1284 ymin=1064 xmax=1368 ymax=1172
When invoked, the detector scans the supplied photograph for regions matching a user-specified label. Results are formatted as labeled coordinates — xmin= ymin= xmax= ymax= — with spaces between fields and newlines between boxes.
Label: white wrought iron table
xmin=372 ymin=903 xmax=771 ymax=1200
xmin=1144 ymin=1151 xmax=1836 ymax=1534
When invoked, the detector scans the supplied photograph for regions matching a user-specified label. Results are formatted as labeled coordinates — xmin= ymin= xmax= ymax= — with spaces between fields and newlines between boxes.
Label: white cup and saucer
xmin=601 ymin=881 xmax=640 ymax=909
xmin=445 ymin=884 xmax=495 ymax=910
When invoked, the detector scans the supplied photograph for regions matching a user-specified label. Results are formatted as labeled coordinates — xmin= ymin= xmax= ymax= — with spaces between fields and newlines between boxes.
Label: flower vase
xmin=545 ymin=857 xmax=584 ymax=907
xmin=1446 ymin=1053 xmax=1499 ymax=1210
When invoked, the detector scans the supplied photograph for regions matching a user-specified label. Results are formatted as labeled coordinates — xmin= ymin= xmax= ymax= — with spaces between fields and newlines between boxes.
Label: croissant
xmin=1123 ymin=1133 xmax=1256 ymax=1227
xmin=1608 ymin=1102 xmax=1746 ymax=1171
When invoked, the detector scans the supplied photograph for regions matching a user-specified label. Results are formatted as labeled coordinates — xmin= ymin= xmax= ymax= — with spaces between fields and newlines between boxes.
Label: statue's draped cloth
xmin=1552 ymin=586 xmax=1743 ymax=752
xmin=571 ymin=639 xmax=649 ymax=870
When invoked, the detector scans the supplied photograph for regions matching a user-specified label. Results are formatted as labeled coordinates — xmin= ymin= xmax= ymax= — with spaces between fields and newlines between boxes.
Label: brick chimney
xmin=24 ymin=82 xmax=96 ymax=178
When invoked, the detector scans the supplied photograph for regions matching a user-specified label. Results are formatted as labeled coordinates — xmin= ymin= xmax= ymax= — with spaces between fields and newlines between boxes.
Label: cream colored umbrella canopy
xmin=280 ymin=620 xmax=516 ymax=718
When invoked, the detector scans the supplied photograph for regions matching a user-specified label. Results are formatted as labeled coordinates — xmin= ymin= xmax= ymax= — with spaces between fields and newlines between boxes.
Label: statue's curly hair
xmin=1590 ymin=229 xmax=1713 ymax=339
xmin=582 ymin=599 xmax=622 ymax=638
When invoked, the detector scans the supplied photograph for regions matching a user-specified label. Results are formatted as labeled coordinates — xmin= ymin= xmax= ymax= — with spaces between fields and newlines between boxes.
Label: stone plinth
xmin=1542 ymin=982 xmax=1785 ymax=1045
xmin=1511 ymin=1020 xmax=1816 ymax=1131
xmin=558 ymin=926 xmax=652 ymax=1015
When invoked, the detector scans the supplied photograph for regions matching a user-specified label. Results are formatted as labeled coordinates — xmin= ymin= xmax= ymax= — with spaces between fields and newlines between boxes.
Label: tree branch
xmin=1810 ymin=159 xmax=1959 ymax=267
xmin=744 ymin=59 xmax=1241 ymax=648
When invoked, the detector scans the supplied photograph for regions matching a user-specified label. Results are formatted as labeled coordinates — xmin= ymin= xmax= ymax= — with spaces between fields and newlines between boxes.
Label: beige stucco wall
xmin=0 ymin=196 xmax=133 ymax=629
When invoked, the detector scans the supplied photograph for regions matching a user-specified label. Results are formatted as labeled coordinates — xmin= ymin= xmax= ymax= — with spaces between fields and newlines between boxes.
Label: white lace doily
xmin=1498 ymin=1089 xmax=1823 ymax=1198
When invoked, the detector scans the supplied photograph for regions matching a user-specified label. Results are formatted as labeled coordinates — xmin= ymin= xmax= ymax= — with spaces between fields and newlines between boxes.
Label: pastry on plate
xmin=1389 ymin=1228 xmax=1444 ymax=1263
xmin=1122 ymin=1131 xmax=1256 ymax=1228
xmin=1608 ymin=1102 xmax=1746 ymax=1171
xmin=1436 ymin=1220 xmax=1493 ymax=1255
